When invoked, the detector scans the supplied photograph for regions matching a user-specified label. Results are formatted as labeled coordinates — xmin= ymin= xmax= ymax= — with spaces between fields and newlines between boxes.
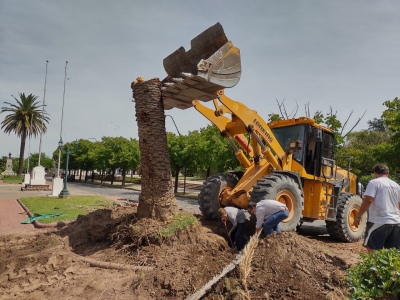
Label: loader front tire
xmin=250 ymin=174 xmax=303 ymax=232
xmin=325 ymin=193 xmax=366 ymax=242
xmin=198 ymin=173 xmax=238 ymax=220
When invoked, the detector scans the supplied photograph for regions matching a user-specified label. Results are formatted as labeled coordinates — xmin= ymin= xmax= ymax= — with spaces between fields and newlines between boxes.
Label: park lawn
xmin=2 ymin=176 xmax=23 ymax=183
xmin=19 ymin=195 xmax=115 ymax=224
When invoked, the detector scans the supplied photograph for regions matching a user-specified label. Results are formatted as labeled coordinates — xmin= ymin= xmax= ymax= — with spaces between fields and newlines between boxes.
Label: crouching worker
xmin=218 ymin=207 xmax=246 ymax=251
xmin=247 ymin=199 xmax=289 ymax=236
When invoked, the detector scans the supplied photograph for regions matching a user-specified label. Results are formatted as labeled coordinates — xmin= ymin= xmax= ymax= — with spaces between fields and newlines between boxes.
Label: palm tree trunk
xmin=18 ymin=129 xmax=27 ymax=175
xmin=133 ymin=78 xmax=177 ymax=221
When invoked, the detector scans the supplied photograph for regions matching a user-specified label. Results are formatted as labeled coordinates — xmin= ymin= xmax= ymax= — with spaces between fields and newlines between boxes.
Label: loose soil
xmin=0 ymin=205 xmax=366 ymax=300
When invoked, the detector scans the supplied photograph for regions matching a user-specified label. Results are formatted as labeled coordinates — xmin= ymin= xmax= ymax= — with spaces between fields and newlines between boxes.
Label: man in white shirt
xmin=247 ymin=198 xmax=289 ymax=236
xmin=218 ymin=207 xmax=246 ymax=251
xmin=354 ymin=163 xmax=400 ymax=252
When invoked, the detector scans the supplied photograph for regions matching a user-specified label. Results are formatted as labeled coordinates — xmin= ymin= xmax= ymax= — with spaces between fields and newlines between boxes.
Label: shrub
xmin=347 ymin=248 xmax=400 ymax=299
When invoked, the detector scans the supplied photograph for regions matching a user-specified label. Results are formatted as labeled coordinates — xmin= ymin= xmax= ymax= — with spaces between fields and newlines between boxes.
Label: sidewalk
xmin=0 ymin=197 xmax=36 ymax=235
xmin=0 ymin=180 xmax=48 ymax=236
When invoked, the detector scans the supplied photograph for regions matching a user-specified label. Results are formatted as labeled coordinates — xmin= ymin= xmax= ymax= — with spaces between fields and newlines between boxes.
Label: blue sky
xmin=1 ymin=1 xmax=399 ymax=159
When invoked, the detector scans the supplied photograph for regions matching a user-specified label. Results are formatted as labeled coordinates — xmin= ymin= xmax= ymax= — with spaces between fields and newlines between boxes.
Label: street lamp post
xmin=165 ymin=114 xmax=186 ymax=194
xmin=59 ymin=140 xmax=78 ymax=198
xmin=57 ymin=139 xmax=63 ymax=177
xmin=57 ymin=61 xmax=69 ymax=178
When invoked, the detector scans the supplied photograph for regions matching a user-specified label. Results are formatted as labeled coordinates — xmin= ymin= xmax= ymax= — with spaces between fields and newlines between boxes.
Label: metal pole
xmin=38 ymin=60 xmax=48 ymax=166
xmin=26 ymin=117 xmax=33 ymax=174
xmin=59 ymin=140 xmax=77 ymax=198
xmin=57 ymin=61 xmax=68 ymax=178
xmin=165 ymin=115 xmax=181 ymax=136
xmin=59 ymin=149 xmax=70 ymax=198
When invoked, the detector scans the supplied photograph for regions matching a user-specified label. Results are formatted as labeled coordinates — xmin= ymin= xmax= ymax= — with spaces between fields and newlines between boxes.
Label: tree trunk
xmin=122 ymin=169 xmax=126 ymax=187
xmin=18 ymin=129 xmax=27 ymax=175
xmin=174 ymin=166 xmax=180 ymax=193
xmin=133 ymin=78 xmax=177 ymax=221
xmin=111 ymin=169 xmax=115 ymax=185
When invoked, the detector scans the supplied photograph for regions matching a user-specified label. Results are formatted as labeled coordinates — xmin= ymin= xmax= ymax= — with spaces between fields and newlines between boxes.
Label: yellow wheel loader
xmin=160 ymin=23 xmax=366 ymax=242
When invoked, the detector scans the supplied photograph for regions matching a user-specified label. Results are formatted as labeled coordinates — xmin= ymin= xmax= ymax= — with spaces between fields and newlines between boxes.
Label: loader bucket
xmin=162 ymin=22 xmax=241 ymax=110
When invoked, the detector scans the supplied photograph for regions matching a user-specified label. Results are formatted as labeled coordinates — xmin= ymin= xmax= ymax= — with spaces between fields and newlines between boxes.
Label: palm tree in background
xmin=1 ymin=93 xmax=49 ymax=175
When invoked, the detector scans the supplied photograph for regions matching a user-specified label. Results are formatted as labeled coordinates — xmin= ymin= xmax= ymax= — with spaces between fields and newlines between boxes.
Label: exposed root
xmin=63 ymin=236 xmax=153 ymax=272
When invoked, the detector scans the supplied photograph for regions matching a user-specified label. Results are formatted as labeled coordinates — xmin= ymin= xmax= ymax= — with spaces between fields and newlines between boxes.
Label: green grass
xmin=19 ymin=195 xmax=115 ymax=224
xmin=160 ymin=211 xmax=197 ymax=236
xmin=2 ymin=175 xmax=23 ymax=183
xmin=124 ymin=177 xmax=142 ymax=184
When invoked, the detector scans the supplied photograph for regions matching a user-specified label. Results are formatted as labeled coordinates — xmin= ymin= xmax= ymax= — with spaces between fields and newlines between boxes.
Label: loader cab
xmin=270 ymin=123 xmax=335 ymax=177
xmin=304 ymin=126 xmax=335 ymax=177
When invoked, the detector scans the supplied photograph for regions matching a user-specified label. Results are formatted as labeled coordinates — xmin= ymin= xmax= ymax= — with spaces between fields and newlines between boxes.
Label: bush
xmin=347 ymin=248 xmax=400 ymax=299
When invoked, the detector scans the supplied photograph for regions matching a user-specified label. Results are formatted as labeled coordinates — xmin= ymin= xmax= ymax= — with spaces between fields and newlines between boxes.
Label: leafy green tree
xmin=368 ymin=118 xmax=387 ymax=132
xmin=377 ymin=97 xmax=400 ymax=174
xmin=118 ymin=138 xmax=140 ymax=186
xmin=313 ymin=111 xmax=324 ymax=124
xmin=101 ymin=136 xmax=140 ymax=185
xmin=382 ymin=97 xmax=400 ymax=134
xmin=92 ymin=140 xmax=108 ymax=183
xmin=72 ymin=139 xmax=94 ymax=181
xmin=55 ymin=141 xmax=79 ymax=179
xmin=0 ymin=93 xmax=49 ymax=175
xmin=337 ymin=103 xmax=397 ymax=186
xmin=167 ymin=132 xmax=189 ymax=192
xmin=85 ymin=140 xmax=101 ymax=182
xmin=267 ymin=113 xmax=282 ymax=122
xmin=0 ymin=156 xmax=7 ymax=173
xmin=24 ymin=153 xmax=53 ymax=173
xmin=336 ymin=130 xmax=393 ymax=185
xmin=324 ymin=113 xmax=344 ymax=145
xmin=186 ymin=125 xmax=240 ymax=178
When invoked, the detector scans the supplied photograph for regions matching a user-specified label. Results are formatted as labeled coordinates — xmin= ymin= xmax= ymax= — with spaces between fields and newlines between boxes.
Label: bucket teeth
xmin=171 ymin=78 xmax=185 ymax=83
xmin=162 ymin=23 xmax=241 ymax=110
xmin=181 ymin=72 xmax=194 ymax=78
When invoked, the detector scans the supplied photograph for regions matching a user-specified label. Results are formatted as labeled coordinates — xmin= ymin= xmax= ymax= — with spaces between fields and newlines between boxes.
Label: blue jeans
xmin=262 ymin=210 xmax=289 ymax=235
xmin=230 ymin=222 xmax=246 ymax=251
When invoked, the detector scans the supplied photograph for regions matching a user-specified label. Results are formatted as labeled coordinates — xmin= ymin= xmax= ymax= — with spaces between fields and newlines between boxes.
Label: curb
xmin=16 ymin=198 xmax=71 ymax=229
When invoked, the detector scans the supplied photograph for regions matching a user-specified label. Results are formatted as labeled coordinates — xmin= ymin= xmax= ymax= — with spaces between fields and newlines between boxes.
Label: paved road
xmin=68 ymin=181 xmax=201 ymax=213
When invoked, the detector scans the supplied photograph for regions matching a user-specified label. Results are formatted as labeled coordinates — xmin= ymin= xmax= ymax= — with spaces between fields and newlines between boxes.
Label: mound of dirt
xmin=0 ymin=206 xmax=364 ymax=299
xmin=207 ymin=232 xmax=350 ymax=299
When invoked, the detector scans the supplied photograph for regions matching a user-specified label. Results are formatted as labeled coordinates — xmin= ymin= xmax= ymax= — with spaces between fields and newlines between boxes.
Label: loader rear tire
xmin=250 ymin=174 xmax=303 ymax=232
xmin=325 ymin=193 xmax=366 ymax=242
xmin=198 ymin=173 xmax=238 ymax=220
